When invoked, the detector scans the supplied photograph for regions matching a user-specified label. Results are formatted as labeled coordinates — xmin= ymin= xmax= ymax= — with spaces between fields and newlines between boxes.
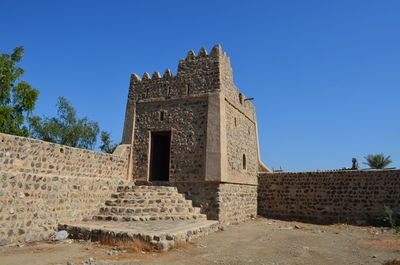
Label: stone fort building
xmin=1 ymin=44 xmax=399 ymax=249
xmin=121 ymin=44 xmax=268 ymax=222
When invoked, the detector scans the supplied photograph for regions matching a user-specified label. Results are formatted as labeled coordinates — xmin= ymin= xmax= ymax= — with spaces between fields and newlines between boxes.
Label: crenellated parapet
xmin=127 ymin=44 xmax=227 ymax=102
xmin=126 ymin=44 xmax=256 ymax=121
xmin=177 ymin=44 xmax=224 ymax=78
xmin=128 ymin=71 xmax=184 ymax=101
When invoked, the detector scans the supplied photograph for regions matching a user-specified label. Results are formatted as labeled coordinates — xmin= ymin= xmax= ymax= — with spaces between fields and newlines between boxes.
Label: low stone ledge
xmin=59 ymin=220 xmax=219 ymax=251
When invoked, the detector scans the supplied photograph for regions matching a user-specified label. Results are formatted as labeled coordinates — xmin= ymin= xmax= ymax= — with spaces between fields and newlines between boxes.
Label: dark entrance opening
xmin=149 ymin=131 xmax=171 ymax=181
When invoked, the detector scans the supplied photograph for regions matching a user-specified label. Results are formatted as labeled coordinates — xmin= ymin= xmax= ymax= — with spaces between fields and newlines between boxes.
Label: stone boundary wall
xmin=258 ymin=169 xmax=400 ymax=224
xmin=0 ymin=171 xmax=132 ymax=246
xmin=0 ymin=133 xmax=132 ymax=246
xmin=0 ymin=133 xmax=129 ymax=179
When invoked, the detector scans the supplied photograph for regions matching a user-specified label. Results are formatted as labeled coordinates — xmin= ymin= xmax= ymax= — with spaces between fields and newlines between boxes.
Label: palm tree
xmin=363 ymin=154 xmax=392 ymax=169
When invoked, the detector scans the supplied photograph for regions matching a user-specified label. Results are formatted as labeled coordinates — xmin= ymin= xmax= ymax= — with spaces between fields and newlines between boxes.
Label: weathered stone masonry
xmin=258 ymin=170 xmax=400 ymax=224
xmin=0 ymin=133 xmax=129 ymax=179
xmin=122 ymin=45 xmax=262 ymax=224
xmin=0 ymin=133 xmax=132 ymax=246
xmin=133 ymin=99 xmax=208 ymax=182
xmin=138 ymin=182 xmax=258 ymax=224
xmin=0 ymin=45 xmax=263 ymax=247
xmin=2 ymin=44 xmax=400 ymax=247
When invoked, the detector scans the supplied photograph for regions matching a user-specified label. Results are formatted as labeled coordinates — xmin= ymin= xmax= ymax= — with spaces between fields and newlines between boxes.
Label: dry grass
xmin=363 ymin=239 xmax=400 ymax=250
xmin=169 ymin=241 xmax=194 ymax=250
xmin=99 ymin=234 xmax=154 ymax=252
xmin=383 ymin=260 xmax=400 ymax=265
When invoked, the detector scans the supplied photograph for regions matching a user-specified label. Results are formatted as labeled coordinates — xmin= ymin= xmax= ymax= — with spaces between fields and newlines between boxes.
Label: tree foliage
xmin=99 ymin=131 xmax=119 ymax=154
xmin=29 ymin=96 xmax=99 ymax=149
xmin=363 ymin=154 xmax=392 ymax=169
xmin=0 ymin=46 xmax=39 ymax=136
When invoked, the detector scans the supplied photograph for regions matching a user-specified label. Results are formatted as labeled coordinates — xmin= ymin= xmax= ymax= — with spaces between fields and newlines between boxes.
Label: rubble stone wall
xmin=132 ymin=98 xmax=208 ymax=182
xmin=169 ymin=182 xmax=221 ymax=220
xmin=0 ymin=133 xmax=129 ymax=179
xmin=258 ymin=170 xmax=400 ymax=224
xmin=219 ymin=47 xmax=259 ymax=185
xmin=218 ymin=183 xmax=257 ymax=225
xmin=138 ymin=182 xmax=257 ymax=225
xmin=224 ymin=100 xmax=258 ymax=185
xmin=0 ymin=133 xmax=131 ymax=246
xmin=0 ymin=172 xmax=130 ymax=246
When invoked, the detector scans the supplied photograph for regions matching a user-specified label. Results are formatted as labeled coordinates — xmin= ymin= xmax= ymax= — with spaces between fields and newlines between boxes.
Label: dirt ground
xmin=1 ymin=217 xmax=399 ymax=265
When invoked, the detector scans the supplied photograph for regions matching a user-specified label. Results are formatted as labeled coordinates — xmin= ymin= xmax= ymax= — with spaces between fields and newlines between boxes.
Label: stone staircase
xmin=59 ymin=185 xmax=219 ymax=250
xmin=93 ymin=185 xmax=207 ymax=222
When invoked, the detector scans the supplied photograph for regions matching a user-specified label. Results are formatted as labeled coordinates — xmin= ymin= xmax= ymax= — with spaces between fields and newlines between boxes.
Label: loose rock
xmin=52 ymin=230 xmax=69 ymax=241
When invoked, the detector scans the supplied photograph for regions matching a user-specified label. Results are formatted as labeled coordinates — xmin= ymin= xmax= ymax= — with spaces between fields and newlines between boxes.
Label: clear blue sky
xmin=1 ymin=0 xmax=399 ymax=171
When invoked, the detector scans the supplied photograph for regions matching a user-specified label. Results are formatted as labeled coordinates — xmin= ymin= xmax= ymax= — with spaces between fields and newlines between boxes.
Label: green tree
xmin=99 ymin=131 xmax=118 ymax=154
xmin=363 ymin=154 xmax=393 ymax=169
xmin=29 ymin=96 xmax=99 ymax=149
xmin=0 ymin=46 xmax=39 ymax=136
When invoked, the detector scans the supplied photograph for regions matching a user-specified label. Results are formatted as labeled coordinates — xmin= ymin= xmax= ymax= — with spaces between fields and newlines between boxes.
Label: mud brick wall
xmin=0 ymin=133 xmax=129 ymax=179
xmin=258 ymin=170 xmax=400 ymax=224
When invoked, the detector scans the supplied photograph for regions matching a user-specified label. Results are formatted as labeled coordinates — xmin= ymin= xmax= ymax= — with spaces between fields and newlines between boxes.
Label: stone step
xmin=99 ymin=206 xmax=201 ymax=216
xmin=117 ymin=185 xmax=177 ymax=193
xmin=105 ymin=198 xmax=192 ymax=207
xmin=59 ymin=219 xmax=219 ymax=251
xmin=92 ymin=213 xmax=207 ymax=222
xmin=111 ymin=192 xmax=185 ymax=200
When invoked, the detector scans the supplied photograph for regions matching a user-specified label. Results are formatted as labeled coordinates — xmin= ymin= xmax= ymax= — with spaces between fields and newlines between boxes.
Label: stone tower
xmin=122 ymin=44 xmax=265 ymax=223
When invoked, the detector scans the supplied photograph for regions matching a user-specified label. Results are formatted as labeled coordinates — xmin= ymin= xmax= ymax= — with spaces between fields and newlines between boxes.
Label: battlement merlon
xmin=128 ymin=44 xmax=224 ymax=86
xmin=127 ymin=44 xmax=253 ymax=105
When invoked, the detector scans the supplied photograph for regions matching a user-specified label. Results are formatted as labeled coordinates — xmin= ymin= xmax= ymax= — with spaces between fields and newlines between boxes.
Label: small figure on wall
xmin=351 ymin=158 xmax=359 ymax=170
